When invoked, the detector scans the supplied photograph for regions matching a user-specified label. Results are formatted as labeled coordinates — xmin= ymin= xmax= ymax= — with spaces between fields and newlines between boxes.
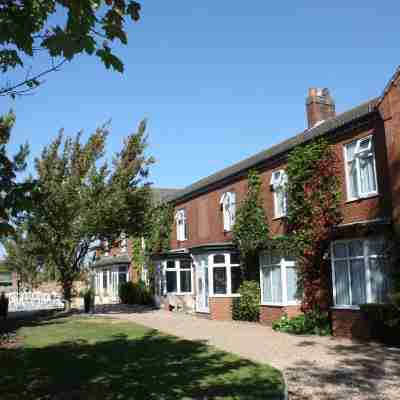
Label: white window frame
xmin=331 ymin=237 xmax=387 ymax=310
xmin=175 ymin=209 xmax=187 ymax=242
xmin=344 ymin=135 xmax=378 ymax=201
xmin=259 ymin=251 xmax=299 ymax=306
xmin=220 ymin=192 xmax=236 ymax=232
xmin=209 ymin=253 xmax=242 ymax=298
xmin=270 ymin=170 xmax=288 ymax=219
xmin=163 ymin=259 xmax=193 ymax=295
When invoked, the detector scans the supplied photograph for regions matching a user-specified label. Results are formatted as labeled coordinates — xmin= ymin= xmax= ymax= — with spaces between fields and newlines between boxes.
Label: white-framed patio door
xmin=195 ymin=255 xmax=210 ymax=313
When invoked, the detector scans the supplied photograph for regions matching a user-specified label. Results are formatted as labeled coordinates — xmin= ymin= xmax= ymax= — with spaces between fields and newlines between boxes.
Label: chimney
xmin=306 ymin=88 xmax=336 ymax=128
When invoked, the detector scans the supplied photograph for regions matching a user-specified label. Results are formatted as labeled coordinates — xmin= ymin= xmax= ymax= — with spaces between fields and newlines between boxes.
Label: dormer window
xmin=270 ymin=170 xmax=288 ymax=218
xmin=220 ymin=192 xmax=236 ymax=232
xmin=175 ymin=209 xmax=187 ymax=241
xmin=344 ymin=136 xmax=378 ymax=200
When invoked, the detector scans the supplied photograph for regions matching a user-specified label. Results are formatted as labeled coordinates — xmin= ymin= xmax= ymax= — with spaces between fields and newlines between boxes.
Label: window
xmin=344 ymin=136 xmax=378 ymax=200
xmin=118 ymin=265 xmax=128 ymax=285
xmin=175 ymin=209 xmax=187 ymax=241
xmin=210 ymin=253 xmax=242 ymax=296
xmin=165 ymin=259 xmax=192 ymax=294
xmin=220 ymin=192 xmax=236 ymax=231
xmin=260 ymin=251 xmax=299 ymax=305
xmin=0 ymin=272 xmax=12 ymax=287
xmin=103 ymin=269 xmax=108 ymax=290
xmin=331 ymin=238 xmax=389 ymax=307
xmin=270 ymin=170 xmax=288 ymax=218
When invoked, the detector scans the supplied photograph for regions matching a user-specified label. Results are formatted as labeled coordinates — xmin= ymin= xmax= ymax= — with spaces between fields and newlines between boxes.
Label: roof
xmin=168 ymin=97 xmax=378 ymax=203
xmin=151 ymin=188 xmax=181 ymax=204
xmin=377 ymin=65 xmax=400 ymax=107
xmin=92 ymin=254 xmax=131 ymax=269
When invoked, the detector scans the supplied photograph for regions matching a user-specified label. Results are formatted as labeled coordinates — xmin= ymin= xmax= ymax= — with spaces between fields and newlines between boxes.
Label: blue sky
xmin=3 ymin=1 xmax=400 ymax=189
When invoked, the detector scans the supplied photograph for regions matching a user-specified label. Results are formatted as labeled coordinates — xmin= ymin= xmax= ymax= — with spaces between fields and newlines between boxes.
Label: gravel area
xmin=95 ymin=307 xmax=400 ymax=400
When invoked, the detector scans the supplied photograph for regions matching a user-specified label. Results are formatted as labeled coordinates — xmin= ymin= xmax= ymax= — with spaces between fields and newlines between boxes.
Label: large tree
xmin=0 ymin=111 xmax=32 ymax=236
xmin=0 ymin=0 xmax=142 ymax=97
xmin=25 ymin=120 xmax=153 ymax=310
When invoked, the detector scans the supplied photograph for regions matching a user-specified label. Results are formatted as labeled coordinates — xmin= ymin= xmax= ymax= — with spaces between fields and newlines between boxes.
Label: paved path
xmin=96 ymin=307 xmax=400 ymax=400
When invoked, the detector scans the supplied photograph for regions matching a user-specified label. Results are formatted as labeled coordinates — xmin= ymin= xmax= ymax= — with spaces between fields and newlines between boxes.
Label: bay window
xmin=220 ymin=192 xmax=236 ymax=231
xmin=331 ymin=238 xmax=389 ymax=307
xmin=344 ymin=136 xmax=378 ymax=200
xmin=260 ymin=251 xmax=299 ymax=305
xmin=165 ymin=259 xmax=192 ymax=294
xmin=270 ymin=170 xmax=288 ymax=218
xmin=210 ymin=253 xmax=242 ymax=296
xmin=0 ymin=272 xmax=12 ymax=287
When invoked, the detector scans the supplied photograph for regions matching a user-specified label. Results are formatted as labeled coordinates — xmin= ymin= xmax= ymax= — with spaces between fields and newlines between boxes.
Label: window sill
xmin=330 ymin=305 xmax=361 ymax=311
xmin=166 ymin=292 xmax=193 ymax=296
xmin=346 ymin=193 xmax=379 ymax=204
xmin=260 ymin=302 xmax=300 ymax=307
xmin=272 ymin=215 xmax=287 ymax=221
xmin=209 ymin=294 xmax=241 ymax=298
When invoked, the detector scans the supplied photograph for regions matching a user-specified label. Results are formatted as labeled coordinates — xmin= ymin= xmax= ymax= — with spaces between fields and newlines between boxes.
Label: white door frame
xmin=194 ymin=254 xmax=210 ymax=313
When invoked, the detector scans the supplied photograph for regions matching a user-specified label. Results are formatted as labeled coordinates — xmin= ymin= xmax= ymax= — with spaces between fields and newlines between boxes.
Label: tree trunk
xmin=62 ymin=279 xmax=73 ymax=313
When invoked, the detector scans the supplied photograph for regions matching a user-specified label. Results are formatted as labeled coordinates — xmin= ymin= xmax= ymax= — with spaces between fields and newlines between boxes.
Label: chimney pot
xmin=306 ymin=87 xmax=336 ymax=128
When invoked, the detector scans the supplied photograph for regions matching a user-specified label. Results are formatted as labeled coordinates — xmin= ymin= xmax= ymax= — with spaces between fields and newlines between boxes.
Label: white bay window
xmin=344 ymin=136 xmax=378 ymax=200
xmin=260 ymin=251 xmax=299 ymax=305
xmin=210 ymin=253 xmax=242 ymax=296
xmin=331 ymin=238 xmax=390 ymax=308
xmin=165 ymin=259 xmax=192 ymax=295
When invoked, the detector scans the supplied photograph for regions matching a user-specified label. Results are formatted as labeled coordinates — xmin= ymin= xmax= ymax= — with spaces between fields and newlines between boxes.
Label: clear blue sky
xmin=3 ymin=1 xmax=400 ymax=189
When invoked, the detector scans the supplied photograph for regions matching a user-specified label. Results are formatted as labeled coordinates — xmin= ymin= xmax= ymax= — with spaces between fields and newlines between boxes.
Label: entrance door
xmin=195 ymin=255 xmax=209 ymax=313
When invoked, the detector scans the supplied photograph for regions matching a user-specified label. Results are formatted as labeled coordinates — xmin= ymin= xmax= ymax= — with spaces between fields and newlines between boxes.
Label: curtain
xmin=334 ymin=260 xmax=350 ymax=305
xmin=350 ymin=259 xmax=367 ymax=305
xmin=359 ymin=155 xmax=376 ymax=194
xmin=369 ymin=258 xmax=389 ymax=303
xmin=286 ymin=266 xmax=298 ymax=302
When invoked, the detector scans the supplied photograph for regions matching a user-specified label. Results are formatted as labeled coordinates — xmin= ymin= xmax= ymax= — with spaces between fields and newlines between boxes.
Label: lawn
xmin=0 ymin=315 xmax=284 ymax=399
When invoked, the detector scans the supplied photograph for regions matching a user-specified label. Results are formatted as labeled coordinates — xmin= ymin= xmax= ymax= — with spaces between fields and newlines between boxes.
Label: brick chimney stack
xmin=306 ymin=88 xmax=336 ymax=128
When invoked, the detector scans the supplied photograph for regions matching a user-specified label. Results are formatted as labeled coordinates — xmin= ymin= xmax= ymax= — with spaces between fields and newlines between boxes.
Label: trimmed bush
xmin=0 ymin=292 xmax=9 ymax=319
xmin=232 ymin=281 xmax=260 ymax=322
xmin=119 ymin=281 xmax=153 ymax=306
xmin=81 ymin=288 xmax=94 ymax=313
xmin=272 ymin=311 xmax=331 ymax=336
xmin=360 ymin=303 xmax=400 ymax=345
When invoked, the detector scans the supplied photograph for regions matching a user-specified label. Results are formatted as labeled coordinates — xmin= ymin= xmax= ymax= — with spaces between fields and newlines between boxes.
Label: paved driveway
xmin=96 ymin=307 xmax=400 ymax=400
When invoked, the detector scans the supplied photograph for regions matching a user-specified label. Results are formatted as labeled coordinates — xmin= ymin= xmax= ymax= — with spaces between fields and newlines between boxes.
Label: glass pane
xmin=346 ymin=141 xmax=357 ymax=161
xmin=348 ymin=240 xmax=363 ymax=257
xmin=333 ymin=243 xmax=347 ymax=259
xmin=230 ymin=253 xmax=240 ymax=265
xmin=180 ymin=270 xmax=192 ymax=293
xmin=180 ymin=259 xmax=191 ymax=269
xmin=275 ymin=189 xmax=287 ymax=216
xmin=166 ymin=260 xmax=175 ymax=269
xmin=103 ymin=270 xmax=108 ymax=289
xmin=368 ymin=238 xmax=386 ymax=256
xmin=334 ymin=261 xmax=350 ymax=305
xmin=230 ymin=267 xmax=242 ymax=294
xmin=286 ymin=267 xmax=299 ymax=302
xmin=213 ymin=267 xmax=227 ymax=294
xmin=370 ymin=258 xmax=390 ymax=303
xmin=262 ymin=268 xmax=272 ymax=303
xmin=348 ymin=160 xmax=359 ymax=198
xmin=359 ymin=156 xmax=377 ymax=194
xmin=166 ymin=271 xmax=177 ymax=293
xmin=204 ymin=267 xmax=209 ymax=307
xmin=271 ymin=266 xmax=282 ymax=303
xmin=350 ymin=259 xmax=367 ymax=305
xmin=213 ymin=254 xmax=225 ymax=264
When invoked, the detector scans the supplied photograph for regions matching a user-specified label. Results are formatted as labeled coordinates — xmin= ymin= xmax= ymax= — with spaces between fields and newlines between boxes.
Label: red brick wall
xmin=170 ymin=118 xmax=391 ymax=250
xmin=209 ymin=297 xmax=233 ymax=321
xmin=260 ymin=305 xmax=302 ymax=325
xmin=331 ymin=309 xmax=371 ymax=339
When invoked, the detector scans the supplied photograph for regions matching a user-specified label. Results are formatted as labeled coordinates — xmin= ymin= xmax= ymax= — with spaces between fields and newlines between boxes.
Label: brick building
xmin=150 ymin=65 xmax=400 ymax=338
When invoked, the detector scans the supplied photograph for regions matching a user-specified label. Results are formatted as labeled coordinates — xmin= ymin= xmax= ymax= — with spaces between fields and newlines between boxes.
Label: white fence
xmin=6 ymin=291 xmax=65 ymax=312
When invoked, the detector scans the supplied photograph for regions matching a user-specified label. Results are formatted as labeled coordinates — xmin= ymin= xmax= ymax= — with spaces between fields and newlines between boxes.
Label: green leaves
xmin=96 ymin=47 xmax=124 ymax=72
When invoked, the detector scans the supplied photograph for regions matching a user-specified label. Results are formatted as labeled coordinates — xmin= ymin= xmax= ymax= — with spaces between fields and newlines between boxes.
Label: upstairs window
xmin=220 ymin=192 xmax=236 ymax=232
xmin=270 ymin=170 xmax=288 ymax=218
xmin=175 ymin=209 xmax=187 ymax=241
xmin=344 ymin=136 xmax=378 ymax=200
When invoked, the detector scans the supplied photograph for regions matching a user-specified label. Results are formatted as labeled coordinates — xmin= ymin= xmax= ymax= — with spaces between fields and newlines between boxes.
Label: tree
xmin=0 ymin=111 xmax=33 ymax=236
xmin=24 ymin=120 xmax=153 ymax=310
xmin=233 ymin=169 xmax=269 ymax=279
xmin=0 ymin=0 xmax=142 ymax=97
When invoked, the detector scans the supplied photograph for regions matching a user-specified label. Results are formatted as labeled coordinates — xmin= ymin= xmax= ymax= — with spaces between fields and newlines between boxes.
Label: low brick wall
xmin=331 ymin=308 xmax=372 ymax=339
xmin=260 ymin=305 xmax=302 ymax=325
xmin=209 ymin=297 xmax=233 ymax=321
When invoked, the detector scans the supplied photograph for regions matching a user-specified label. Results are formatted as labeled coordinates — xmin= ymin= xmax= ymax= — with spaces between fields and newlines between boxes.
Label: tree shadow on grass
xmin=0 ymin=329 xmax=283 ymax=400
xmin=286 ymin=341 xmax=400 ymax=400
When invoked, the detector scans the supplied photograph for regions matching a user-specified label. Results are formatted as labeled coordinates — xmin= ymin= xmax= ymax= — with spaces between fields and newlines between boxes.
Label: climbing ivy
xmin=283 ymin=138 xmax=343 ymax=314
xmin=233 ymin=169 xmax=269 ymax=278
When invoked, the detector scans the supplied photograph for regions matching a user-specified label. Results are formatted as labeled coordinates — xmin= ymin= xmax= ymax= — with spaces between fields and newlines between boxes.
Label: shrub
xmin=272 ymin=311 xmax=331 ymax=336
xmin=232 ymin=281 xmax=260 ymax=322
xmin=119 ymin=281 xmax=153 ymax=306
xmin=0 ymin=292 xmax=9 ymax=320
xmin=81 ymin=288 xmax=94 ymax=313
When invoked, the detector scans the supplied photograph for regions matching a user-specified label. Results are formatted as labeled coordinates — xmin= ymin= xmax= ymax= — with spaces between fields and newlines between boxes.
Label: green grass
xmin=0 ymin=316 xmax=284 ymax=399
